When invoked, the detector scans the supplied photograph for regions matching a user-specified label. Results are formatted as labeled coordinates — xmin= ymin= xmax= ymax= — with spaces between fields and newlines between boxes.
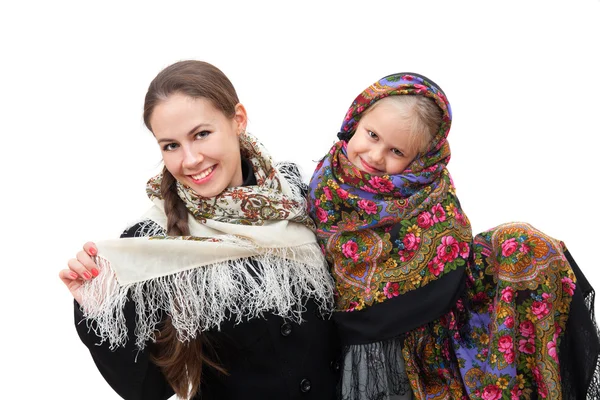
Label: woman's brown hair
xmin=143 ymin=60 xmax=239 ymax=399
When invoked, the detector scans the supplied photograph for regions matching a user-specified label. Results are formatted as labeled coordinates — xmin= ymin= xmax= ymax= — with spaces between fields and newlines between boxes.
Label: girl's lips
xmin=359 ymin=157 xmax=382 ymax=174
xmin=189 ymin=164 xmax=217 ymax=184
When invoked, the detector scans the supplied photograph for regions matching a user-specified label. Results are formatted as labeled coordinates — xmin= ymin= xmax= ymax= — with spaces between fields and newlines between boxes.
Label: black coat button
xmin=299 ymin=378 xmax=311 ymax=393
xmin=280 ymin=322 xmax=292 ymax=337
xmin=330 ymin=360 xmax=340 ymax=372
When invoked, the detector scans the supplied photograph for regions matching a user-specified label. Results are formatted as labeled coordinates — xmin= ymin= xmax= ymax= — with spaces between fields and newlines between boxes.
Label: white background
xmin=1 ymin=1 xmax=599 ymax=398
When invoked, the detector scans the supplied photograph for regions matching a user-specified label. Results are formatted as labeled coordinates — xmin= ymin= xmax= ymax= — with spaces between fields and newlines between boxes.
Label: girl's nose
xmin=370 ymin=147 xmax=385 ymax=164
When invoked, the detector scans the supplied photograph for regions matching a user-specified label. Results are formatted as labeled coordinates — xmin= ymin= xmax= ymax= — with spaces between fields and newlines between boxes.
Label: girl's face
xmin=151 ymin=93 xmax=247 ymax=198
xmin=346 ymin=100 xmax=418 ymax=176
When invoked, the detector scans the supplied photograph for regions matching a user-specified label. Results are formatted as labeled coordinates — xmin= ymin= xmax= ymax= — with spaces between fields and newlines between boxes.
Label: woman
xmin=59 ymin=60 xmax=340 ymax=400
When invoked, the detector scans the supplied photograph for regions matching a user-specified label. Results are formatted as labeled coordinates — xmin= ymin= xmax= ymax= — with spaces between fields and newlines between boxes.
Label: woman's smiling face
xmin=150 ymin=93 xmax=247 ymax=197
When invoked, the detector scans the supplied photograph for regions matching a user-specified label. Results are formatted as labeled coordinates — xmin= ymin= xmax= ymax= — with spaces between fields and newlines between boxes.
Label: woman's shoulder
xmin=120 ymin=219 xmax=166 ymax=238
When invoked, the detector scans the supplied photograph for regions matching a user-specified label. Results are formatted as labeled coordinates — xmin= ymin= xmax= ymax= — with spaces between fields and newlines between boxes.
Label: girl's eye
xmin=368 ymin=131 xmax=378 ymax=139
xmin=195 ymin=130 xmax=211 ymax=139
xmin=163 ymin=143 xmax=178 ymax=151
xmin=392 ymin=148 xmax=404 ymax=157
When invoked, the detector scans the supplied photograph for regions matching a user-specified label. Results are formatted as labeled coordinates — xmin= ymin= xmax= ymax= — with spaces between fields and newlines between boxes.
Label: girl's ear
xmin=233 ymin=103 xmax=248 ymax=135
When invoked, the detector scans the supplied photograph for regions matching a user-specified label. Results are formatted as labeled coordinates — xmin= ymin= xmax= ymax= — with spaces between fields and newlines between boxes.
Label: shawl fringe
xmin=80 ymin=240 xmax=334 ymax=350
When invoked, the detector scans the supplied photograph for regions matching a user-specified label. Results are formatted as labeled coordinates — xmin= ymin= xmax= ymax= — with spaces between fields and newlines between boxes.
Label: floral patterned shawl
xmin=308 ymin=74 xmax=600 ymax=400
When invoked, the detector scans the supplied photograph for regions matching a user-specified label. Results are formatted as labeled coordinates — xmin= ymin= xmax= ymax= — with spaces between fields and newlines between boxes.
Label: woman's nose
xmin=182 ymin=147 xmax=203 ymax=168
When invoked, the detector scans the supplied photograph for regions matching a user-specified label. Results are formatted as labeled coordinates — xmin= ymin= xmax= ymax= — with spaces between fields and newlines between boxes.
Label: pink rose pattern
xmin=341 ymin=240 xmax=359 ymax=262
xmin=501 ymin=237 xmax=518 ymax=257
xmin=417 ymin=211 xmax=434 ymax=229
xmin=383 ymin=282 xmax=400 ymax=298
xmin=368 ymin=176 xmax=394 ymax=192
xmin=357 ymin=199 xmax=378 ymax=215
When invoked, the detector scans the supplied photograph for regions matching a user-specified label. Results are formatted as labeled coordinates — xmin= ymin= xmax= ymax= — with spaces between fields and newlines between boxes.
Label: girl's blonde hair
xmin=365 ymin=95 xmax=442 ymax=155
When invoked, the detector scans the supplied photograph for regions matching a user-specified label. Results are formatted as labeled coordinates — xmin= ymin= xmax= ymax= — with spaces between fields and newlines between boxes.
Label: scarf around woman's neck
xmin=80 ymin=132 xmax=334 ymax=350
xmin=308 ymin=73 xmax=472 ymax=320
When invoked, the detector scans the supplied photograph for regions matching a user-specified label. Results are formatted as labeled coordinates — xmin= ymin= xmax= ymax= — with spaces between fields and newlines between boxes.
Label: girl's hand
xmin=58 ymin=242 xmax=99 ymax=304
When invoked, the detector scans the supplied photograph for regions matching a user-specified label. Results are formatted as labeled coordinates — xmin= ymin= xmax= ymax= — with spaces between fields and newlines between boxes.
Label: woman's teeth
xmin=192 ymin=166 xmax=214 ymax=180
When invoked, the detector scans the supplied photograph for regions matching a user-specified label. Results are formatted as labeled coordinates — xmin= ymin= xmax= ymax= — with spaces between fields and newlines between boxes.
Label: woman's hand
xmin=58 ymin=242 xmax=99 ymax=304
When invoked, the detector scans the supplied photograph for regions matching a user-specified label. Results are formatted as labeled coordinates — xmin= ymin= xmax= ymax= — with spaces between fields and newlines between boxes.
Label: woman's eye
xmin=392 ymin=148 xmax=404 ymax=157
xmin=163 ymin=143 xmax=178 ymax=151
xmin=368 ymin=131 xmax=378 ymax=139
xmin=195 ymin=130 xmax=211 ymax=139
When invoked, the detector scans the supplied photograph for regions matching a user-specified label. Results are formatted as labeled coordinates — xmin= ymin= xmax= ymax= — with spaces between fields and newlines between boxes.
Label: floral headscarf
xmin=308 ymin=73 xmax=472 ymax=312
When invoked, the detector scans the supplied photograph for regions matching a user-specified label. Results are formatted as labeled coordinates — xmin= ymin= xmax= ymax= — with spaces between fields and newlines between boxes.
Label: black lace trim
xmin=335 ymin=287 xmax=471 ymax=400
xmin=337 ymin=338 xmax=413 ymax=400
xmin=583 ymin=286 xmax=600 ymax=399
xmin=559 ymin=250 xmax=600 ymax=399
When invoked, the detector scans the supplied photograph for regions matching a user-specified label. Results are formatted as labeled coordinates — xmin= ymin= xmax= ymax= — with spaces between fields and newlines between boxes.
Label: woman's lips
xmin=189 ymin=164 xmax=216 ymax=184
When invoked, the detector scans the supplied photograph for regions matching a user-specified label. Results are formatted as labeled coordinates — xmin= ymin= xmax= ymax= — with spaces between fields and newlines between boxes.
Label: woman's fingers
xmin=77 ymin=249 xmax=100 ymax=277
xmin=68 ymin=253 xmax=96 ymax=280
xmin=83 ymin=241 xmax=98 ymax=257
xmin=58 ymin=268 xmax=80 ymax=284
xmin=60 ymin=241 xmax=100 ymax=304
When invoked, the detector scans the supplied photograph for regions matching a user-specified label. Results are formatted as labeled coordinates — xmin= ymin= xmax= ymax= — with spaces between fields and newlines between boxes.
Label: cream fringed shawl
xmin=78 ymin=132 xmax=334 ymax=350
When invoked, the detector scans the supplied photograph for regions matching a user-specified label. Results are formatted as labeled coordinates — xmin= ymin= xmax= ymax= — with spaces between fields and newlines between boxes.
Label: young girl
xmin=308 ymin=73 xmax=600 ymax=399
xmin=59 ymin=60 xmax=339 ymax=400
